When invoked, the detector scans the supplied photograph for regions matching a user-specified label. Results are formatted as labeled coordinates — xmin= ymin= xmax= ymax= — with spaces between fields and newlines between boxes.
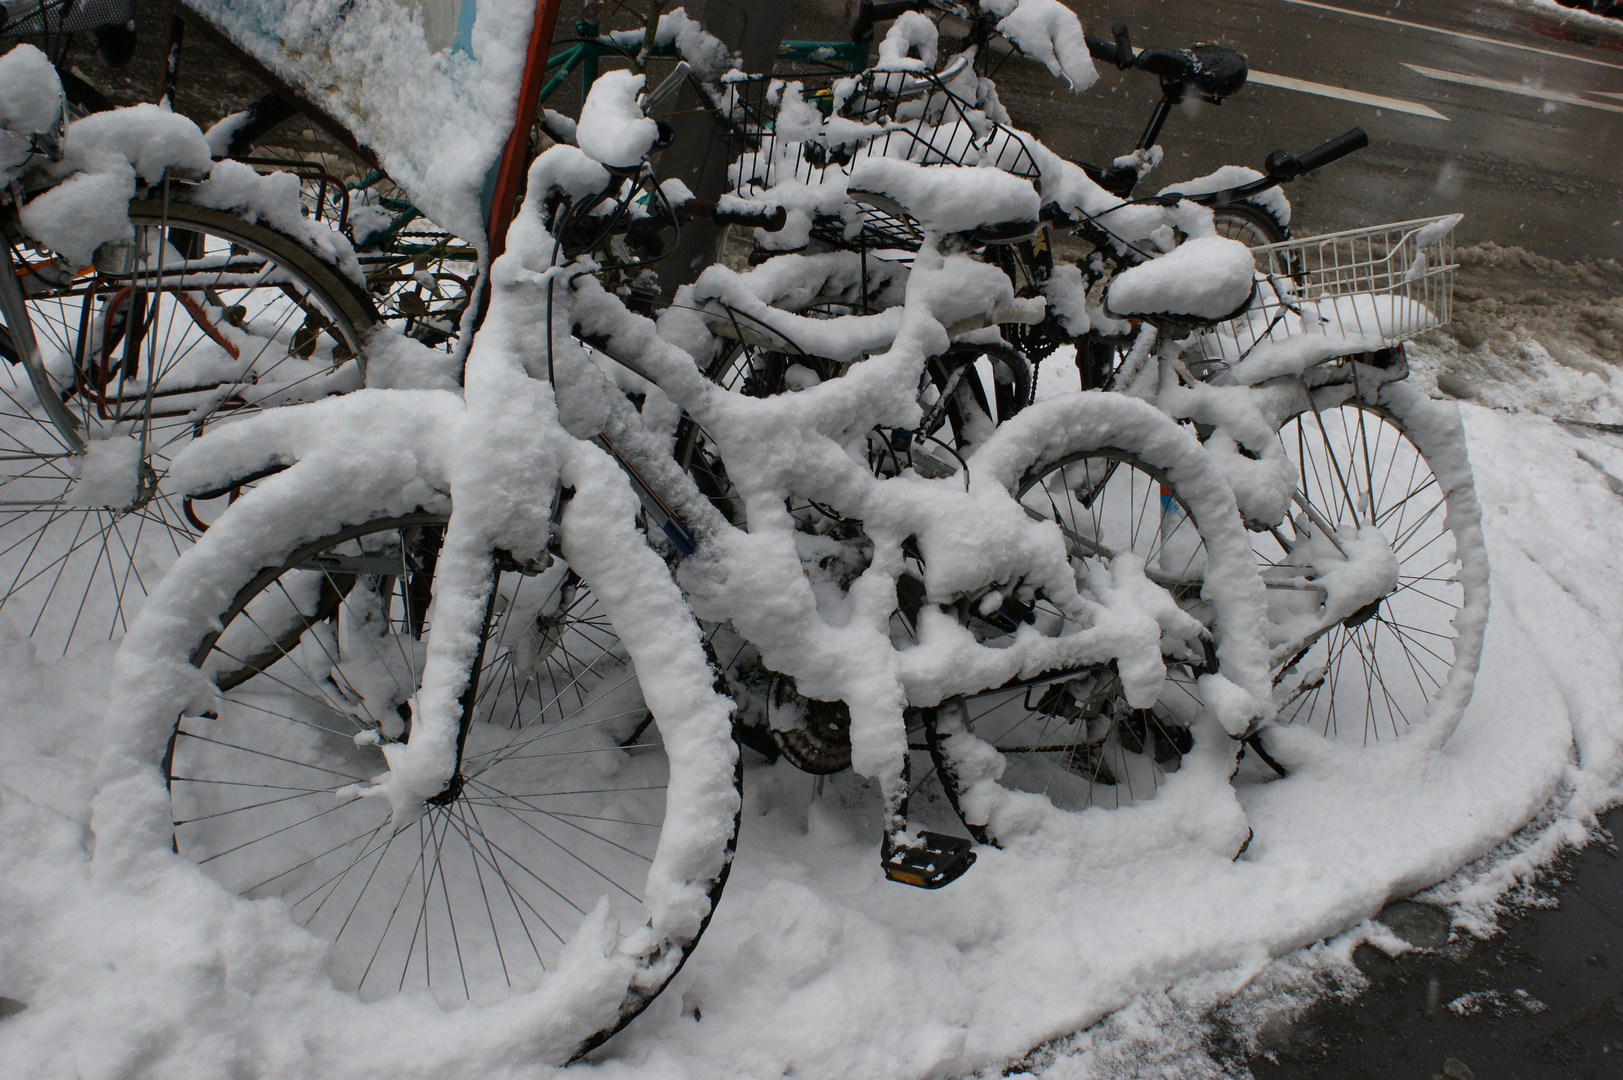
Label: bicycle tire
xmin=1259 ymin=381 xmax=1487 ymax=747
xmin=1210 ymin=199 xmax=1288 ymax=249
xmin=0 ymin=196 xmax=377 ymax=655
xmin=167 ymin=507 xmax=741 ymax=1051
xmin=677 ymin=336 xmax=1033 ymax=526
xmin=921 ymin=393 xmax=1270 ymax=845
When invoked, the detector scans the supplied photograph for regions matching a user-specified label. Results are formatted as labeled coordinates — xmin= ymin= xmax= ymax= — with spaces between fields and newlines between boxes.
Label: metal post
xmin=486 ymin=0 xmax=566 ymax=262
xmin=654 ymin=0 xmax=790 ymax=299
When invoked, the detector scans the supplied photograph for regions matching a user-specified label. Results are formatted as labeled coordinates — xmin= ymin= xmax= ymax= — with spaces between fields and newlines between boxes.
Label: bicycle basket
xmin=1 ymin=0 xmax=134 ymax=38
xmin=1195 ymin=214 xmax=1460 ymax=365
xmin=722 ymin=65 xmax=1040 ymax=256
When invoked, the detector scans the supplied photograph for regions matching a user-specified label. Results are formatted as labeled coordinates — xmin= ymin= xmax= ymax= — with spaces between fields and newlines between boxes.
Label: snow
xmin=64 ymin=435 xmax=141 ymax=508
xmin=6 ymin=226 xmax=1610 ymax=1073
xmin=576 ymin=71 xmax=661 ymax=170
xmin=7 ymin=469 xmax=1609 ymax=1078
xmin=876 ymin=11 xmax=940 ymax=71
xmin=185 ymin=0 xmax=542 ymax=252
xmin=1159 ymin=164 xmax=1292 ymax=230
xmin=982 ymin=0 xmax=1099 ymax=91
xmin=193 ymin=158 xmax=364 ymax=285
xmin=606 ymin=7 xmax=734 ymax=81
xmin=0 ymin=45 xmax=63 ymax=181
xmin=846 ymin=157 xmax=1039 ymax=236
xmin=19 ymin=103 xmax=214 ymax=266
xmin=3 ymin=79 xmax=360 ymax=283
xmin=1106 ymin=235 xmax=1257 ymax=321
xmin=1 ymin=4 xmax=1621 ymax=1075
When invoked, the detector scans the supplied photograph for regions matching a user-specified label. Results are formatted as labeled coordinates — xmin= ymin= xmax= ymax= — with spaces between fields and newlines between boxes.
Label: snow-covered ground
xmin=1 ymin=243 xmax=1621 ymax=1079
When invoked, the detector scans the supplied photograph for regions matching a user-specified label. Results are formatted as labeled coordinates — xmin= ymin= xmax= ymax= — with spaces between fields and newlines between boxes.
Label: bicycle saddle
xmin=846 ymin=157 xmax=1040 ymax=240
xmin=1134 ymin=43 xmax=1248 ymax=101
xmin=1104 ymin=235 xmax=1258 ymax=328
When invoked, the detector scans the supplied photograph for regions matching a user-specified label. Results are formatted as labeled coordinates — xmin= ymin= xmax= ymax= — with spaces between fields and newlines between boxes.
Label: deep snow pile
xmin=1404 ymin=243 xmax=1623 ymax=421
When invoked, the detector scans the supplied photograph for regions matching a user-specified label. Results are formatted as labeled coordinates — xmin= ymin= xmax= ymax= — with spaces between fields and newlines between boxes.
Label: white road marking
xmin=1277 ymin=0 xmax=1623 ymax=74
xmin=1402 ymin=63 xmax=1623 ymax=116
xmin=1249 ymin=70 xmax=1450 ymax=120
xmin=1592 ymin=91 xmax=1623 ymax=100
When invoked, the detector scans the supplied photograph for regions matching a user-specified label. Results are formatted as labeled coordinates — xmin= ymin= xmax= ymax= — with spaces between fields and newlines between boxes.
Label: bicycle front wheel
xmin=0 ymin=198 xmax=376 ymax=655
xmin=1259 ymin=384 xmax=1487 ymax=745
xmin=167 ymin=511 xmax=739 ymax=1041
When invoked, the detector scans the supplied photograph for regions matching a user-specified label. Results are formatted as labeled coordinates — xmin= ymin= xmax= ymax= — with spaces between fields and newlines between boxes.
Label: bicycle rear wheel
xmin=1210 ymin=200 xmax=1288 ymax=249
xmin=928 ymin=450 xmax=1212 ymax=833
xmin=0 ymin=198 xmax=375 ymax=655
xmin=168 ymin=511 xmax=739 ymax=1031
xmin=923 ymin=395 xmax=1269 ymax=845
xmin=229 ymin=98 xmax=478 ymax=353
xmin=1259 ymin=384 xmax=1486 ymax=744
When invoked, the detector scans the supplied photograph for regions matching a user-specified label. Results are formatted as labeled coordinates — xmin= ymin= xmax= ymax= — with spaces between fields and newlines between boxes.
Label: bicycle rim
xmin=1261 ymin=399 xmax=1471 ymax=743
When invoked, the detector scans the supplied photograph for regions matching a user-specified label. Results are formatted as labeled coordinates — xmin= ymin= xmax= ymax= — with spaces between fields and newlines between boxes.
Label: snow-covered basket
xmin=1196 ymin=214 xmax=1461 ymax=364
xmin=723 ymin=65 xmax=1041 ymax=254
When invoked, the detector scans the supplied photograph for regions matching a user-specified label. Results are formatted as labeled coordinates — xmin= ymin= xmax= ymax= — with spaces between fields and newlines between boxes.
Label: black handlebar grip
xmin=1294 ymin=127 xmax=1369 ymax=175
xmin=1265 ymin=150 xmax=1300 ymax=181
xmin=1083 ymin=32 xmax=1118 ymax=66
xmin=717 ymin=206 xmax=789 ymax=232
xmin=1112 ymin=22 xmax=1134 ymax=69
xmin=700 ymin=200 xmax=789 ymax=233
xmin=1084 ymin=23 xmax=1135 ymax=68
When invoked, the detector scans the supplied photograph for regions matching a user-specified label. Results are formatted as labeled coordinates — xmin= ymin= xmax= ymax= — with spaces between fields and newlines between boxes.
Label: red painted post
xmin=486 ymin=0 xmax=564 ymax=261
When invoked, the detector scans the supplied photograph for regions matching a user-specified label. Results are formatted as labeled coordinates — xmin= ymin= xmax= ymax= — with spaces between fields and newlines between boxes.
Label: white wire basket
xmin=1195 ymin=214 xmax=1461 ymax=366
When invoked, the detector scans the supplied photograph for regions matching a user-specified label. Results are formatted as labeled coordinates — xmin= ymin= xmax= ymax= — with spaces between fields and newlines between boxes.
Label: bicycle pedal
xmin=882 ymin=831 xmax=976 ymax=889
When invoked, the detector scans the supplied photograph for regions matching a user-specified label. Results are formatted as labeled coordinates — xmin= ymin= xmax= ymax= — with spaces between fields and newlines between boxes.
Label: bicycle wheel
xmin=927 ymin=453 xmax=1215 ymax=841
xmin=229 ymin=98 xmax=478 ymax=352
xmin=0 ymin=198 xmax=376 ymax=655
xmin=1210 ymin=200 xmax=1288 ymax=249
xmin=1258 ymin=383 xmax=1487 ymax=745
xmin=679 ymin=337 xmax=1032 ymax=525
xmin=167 ymin=511 xmax=739 ymax=1029
xmin=924 ymin=396 xmax=1269 ymax=845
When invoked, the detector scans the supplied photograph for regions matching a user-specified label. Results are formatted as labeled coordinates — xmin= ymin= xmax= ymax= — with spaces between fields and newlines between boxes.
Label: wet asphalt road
xmin=1247 ymin=806 xmax=1623 ymax=1080
xmin=787 ymin=0 xmax=1623 ymax=261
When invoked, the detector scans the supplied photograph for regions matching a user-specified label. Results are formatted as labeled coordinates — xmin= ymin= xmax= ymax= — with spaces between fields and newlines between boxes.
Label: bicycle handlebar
xmin=1267 ymin=127 xmax=1369 ymax=180
xmin=1157 ymin=127 xmax=1369 ymax=211
xmin=1084 ymin=24 xmax=1248 ymax=100
xmin=623 ymin=197 xmax=787 ymax=239
xmin=691 ymin=198 xmax=789 ymax=233
xmin=1084 ymin=22 xmax=1136 ymax=70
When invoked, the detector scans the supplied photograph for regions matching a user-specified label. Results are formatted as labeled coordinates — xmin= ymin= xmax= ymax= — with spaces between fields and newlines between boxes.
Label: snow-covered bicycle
xmin=0 ymin=45 xmax=377 ymax=656
xmin=101 ymin=65 xmax=1281 ymax=1058
xmin=699 ymin=17 xmax=1484 ymax=840
xmin=86 ymin=0 xmax=1483 ymax=1062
